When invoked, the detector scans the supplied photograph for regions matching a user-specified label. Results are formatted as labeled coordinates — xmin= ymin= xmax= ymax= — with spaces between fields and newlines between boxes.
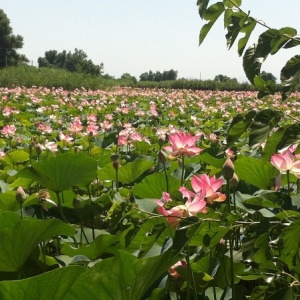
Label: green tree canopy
xmin=139 ymin=69 xmax=178 ymax=81
xmin=197 ymin=0 xmax=300 ymax=99
xmin=0 ymin=9 xmax=28 ymax=67
xmin=38 ymin=48 xmax=104 ymax=76
xmin=260 ymin=71 xmax=277 ymax=83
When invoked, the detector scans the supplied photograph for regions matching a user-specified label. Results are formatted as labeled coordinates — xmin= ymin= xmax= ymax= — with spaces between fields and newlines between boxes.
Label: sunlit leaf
xmin=197 ymin=0 xmax=210 ymax=19
xmin=281 ymin=55 xmax=300 ymax=100
xmin=6 ymin=150 xmax=30 ymax=165
xmin=243 ymin=44 xmax=262 ymax=83
xmin=0 ymin=192 xmax=19 ymax=212
xmin=281 ymin=219 xmax=300 ymax=268
xmin=0 ymin=217 xmax=75 ymax=272
xmin=238 ymin=16 xmax=256 ymax=56
xmin=249 ymin=109 xmax=283 ymax=147
xmin=199 ymin=2 xmax=225 ymax=45
xmin=62 ymin=234 xmax=119 ymax=260
xmin=0 ymin=266 xmax=85 ymax=299
xmin=65 ymin=250 xmax=180 ymax=300
xmin=132 ymin=172 xmax=181 ymax=199
xmin=17 ymin=153 xmax=97 ymax=193
xmin=235 ymin=156 xmax=279 ymax=189
xmin=226 ymin=110 xmax=256 ymax=147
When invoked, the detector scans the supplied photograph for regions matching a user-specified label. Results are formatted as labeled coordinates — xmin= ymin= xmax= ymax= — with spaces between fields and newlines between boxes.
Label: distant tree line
xmin=139 ymin=69 xmax=178 ymax=82
xmin=38 ymin=48 xmax=104 ymax=76
xmin=0 ymin=9 xmax=28 ymax=67
xmin=0 ymin=8 xmax=282 ymax=91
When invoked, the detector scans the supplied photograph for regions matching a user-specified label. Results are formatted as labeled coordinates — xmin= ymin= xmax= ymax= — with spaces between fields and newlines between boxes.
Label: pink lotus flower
xmin=270 ymin=145 xmax=300 ymax=176
xmin=164 ymin=131 xmax=202 ymax=158
xmin=192 ymin=174 xmax=226 ymax=204
xmin=1 ymin=124 xmax=16 ymax=138
xmin=179 ymin=174 xmax=226 ymax=204
xmin=156 ymin=191 xmax=207 ymax=228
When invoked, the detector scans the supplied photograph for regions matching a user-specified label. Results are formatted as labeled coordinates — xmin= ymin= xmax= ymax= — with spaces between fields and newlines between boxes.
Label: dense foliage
xmin=197 ymin=0 xmax=300 ymax=99
xmin=0 ymin=65 xmax=258 ymax=91
xmin=0 ymin=9 xmax=28 ymax=67
xmin=0 ymin=87 xmax=299 ymax=299
xmin=38 ymin=48 xmax=104 ymax=76
xmin=139 ymin=69 xmax=178 ymax=82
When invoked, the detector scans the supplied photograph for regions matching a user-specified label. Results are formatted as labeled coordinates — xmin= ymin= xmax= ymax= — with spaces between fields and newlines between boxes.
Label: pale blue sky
xmin=2 ymin=1 xmax=300 ymax=81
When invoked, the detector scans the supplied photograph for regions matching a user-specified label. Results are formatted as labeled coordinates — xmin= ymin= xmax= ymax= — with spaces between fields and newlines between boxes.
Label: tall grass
xmin=0 ymin=66 xmax=131 ymax=90
xmin=0 ymin=65 xmax=282 ymax=92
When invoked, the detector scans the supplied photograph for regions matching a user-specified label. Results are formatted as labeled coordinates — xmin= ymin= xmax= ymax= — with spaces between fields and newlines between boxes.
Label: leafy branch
xmin=197 ymin=0 xmax=300 ymax=100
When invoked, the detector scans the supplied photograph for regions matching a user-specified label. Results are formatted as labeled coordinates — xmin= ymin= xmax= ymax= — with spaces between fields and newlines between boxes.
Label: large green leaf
xmin=197 ymin=0 xmax=210 ymax=19
xmin=62 ymin=234 xmax=119 ymax=260
xmin=281 ymin=55 xmax=300 ymax=100
xmin=6 ymin=150 xmax=30 ymax=165
xmin=199 ymin=2 xmax=225 ymax=45
xmin=225 ymin=11 xmax=245 ymax=49
xmin=65 ymin=250 xmax=180 ymax=300
xmin=0 ymin=216 xmax=75 ymax=272
xmin=262 ymin=123 xmax=300 ymax=161
xmin=124 ymin=217 xmax=174 ymax=256
xmin=281 ymin=218 xmax=300 ymax=268
xmin=118 ymin=159 xmax=153 ymax=184
xmin=238 ymin=16 xmax=256 ymax=56
xmin=0 ymin=211 xmax=20 ymax=231
xmin=17 ymin=153 xmax=97 ymax=193
xmin=235 ymin=156 xmax=279 ymax=189
xmin=226 ymin=110 xmax=256 ymax=148
xmin=243 ymin=44 xmax=262 ymax=83
xmin=0 ymin=266 xmax=85 ymax=300
xmin=270 ymin=27 xmax=297 ymax=55
xmin=256 ymin=29 xmax=278 ymax=58
xmin=0 ymin=193 xmax=20 ymax=213
xmin=249 ymin=109 xmax=283 ymax=147
xmin=99 ymin=158 xmax=153 ymax=184
xmin=132 ymin=172 xmax=180 ymax=199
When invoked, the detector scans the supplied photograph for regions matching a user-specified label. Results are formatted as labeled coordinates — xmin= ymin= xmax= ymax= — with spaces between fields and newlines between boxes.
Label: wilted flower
xmin=38 ymin=189 xmax=57 ymax=211
xmin=168 ymin=260 xmax=187 ymax=278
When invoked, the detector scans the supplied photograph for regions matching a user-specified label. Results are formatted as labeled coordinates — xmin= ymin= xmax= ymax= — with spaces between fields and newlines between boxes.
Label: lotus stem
xmin=55 ymin=192 xmax=68 ymax=223
xmin=229 ymin=232 xmax=236 ymax=300
xmin=226 ymin=181 xmax=231 ymax=213
xmin=181 ymin=155 xmax=185 ymax=186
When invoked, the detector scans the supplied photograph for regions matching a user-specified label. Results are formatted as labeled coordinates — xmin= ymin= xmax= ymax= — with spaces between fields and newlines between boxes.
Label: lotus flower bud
xmin=158 ymin=137 xmax=165 ymax=147
xmin=222 ymin=158 xmax=235 ymax=181
xmin=16 ymin=186 xmax=26 ymax=203
xmin=36 ymin=143 xmax=43 ymax=155
xmin=113 ymin=160 xmax=120 ymax=170
xmin=229 ymin=173 xmax=239 ymax=188
xmin=74 ymin=146 xmax=81 ymax=153
xmin=158 ymin=150 xmax=167 ymax=163
xmin=73 ymin=198 xmax=81 ymax=209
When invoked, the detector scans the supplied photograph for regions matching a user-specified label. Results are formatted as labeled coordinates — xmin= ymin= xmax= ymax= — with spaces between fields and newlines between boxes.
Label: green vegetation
xmin=0 ymin=65 xmax=259 ymax=91
xmin=0 ymin=9 xmax=28 ymax=67
xmin=38 ymin=48 xmax=104 ymax=76
xmin=198 ymin=0 xmax=300 ymax=99
xmin=0 ymin=66 xmax=133 ymax=90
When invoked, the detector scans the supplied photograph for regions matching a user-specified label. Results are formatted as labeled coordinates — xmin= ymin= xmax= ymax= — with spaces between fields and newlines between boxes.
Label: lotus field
xmin=1 ymin=86 xmax=300 ymax=299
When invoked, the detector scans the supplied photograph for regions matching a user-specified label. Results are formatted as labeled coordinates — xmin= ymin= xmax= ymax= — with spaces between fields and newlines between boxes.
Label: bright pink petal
xmin=188 ymin=199 xmax=207 ymax=215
